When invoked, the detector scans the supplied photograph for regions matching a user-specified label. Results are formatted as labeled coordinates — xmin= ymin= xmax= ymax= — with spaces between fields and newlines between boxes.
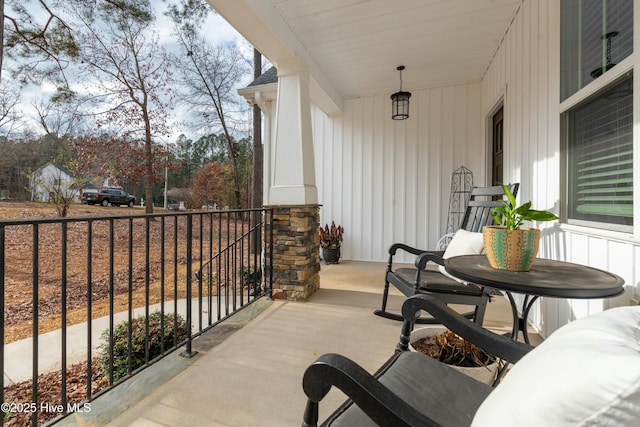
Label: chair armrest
xmin=302 ymin=353 xmax=441 ymax=427
xmin=388 ymin=243 xmax=430 ymax=257
xmin=387 ymin=244 xmax=445 ymax=273
xmin=398 ymin=295 xmax=533 ymax=364
xmin=415 ymin=252 xmax=446 ymax=269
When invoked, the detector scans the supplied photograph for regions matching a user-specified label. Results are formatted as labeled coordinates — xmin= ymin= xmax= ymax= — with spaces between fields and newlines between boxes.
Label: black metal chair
xmin=302 ymin=294 xmax=533 ymax=427
xmin=374 ymin=184 xmax=519 ymax=325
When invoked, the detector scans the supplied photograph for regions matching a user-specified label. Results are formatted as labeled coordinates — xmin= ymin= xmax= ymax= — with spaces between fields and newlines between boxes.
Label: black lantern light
xmin=391 ymin=65 xmax=411 ymax=120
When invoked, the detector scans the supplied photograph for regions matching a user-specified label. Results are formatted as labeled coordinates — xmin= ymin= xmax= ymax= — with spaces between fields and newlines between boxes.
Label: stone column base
xmin=265 ymin=205 xmax=320 ymax=301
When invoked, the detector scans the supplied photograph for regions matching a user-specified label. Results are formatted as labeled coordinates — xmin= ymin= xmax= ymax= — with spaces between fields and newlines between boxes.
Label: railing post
xmin=0 ymin=225 xmax=5 ymax=419
xmin=268 ymin=208 xmax=274 ymax=299
xmin=181 ymin=214 xmax=197 ymax=358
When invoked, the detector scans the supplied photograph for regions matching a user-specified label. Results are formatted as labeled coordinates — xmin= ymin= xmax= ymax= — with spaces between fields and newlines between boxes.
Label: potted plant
xmin=410 ymin=327 xmax=499 ymax=384
xmin=484 ymin=183 xmax=558 ymax=271
xmin=319 ymin=221 xmax=344 ymax=264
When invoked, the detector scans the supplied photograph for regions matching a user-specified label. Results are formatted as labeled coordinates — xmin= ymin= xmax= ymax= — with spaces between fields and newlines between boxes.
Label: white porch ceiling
xmin=210 ymin=0 xmax=522 ymax=109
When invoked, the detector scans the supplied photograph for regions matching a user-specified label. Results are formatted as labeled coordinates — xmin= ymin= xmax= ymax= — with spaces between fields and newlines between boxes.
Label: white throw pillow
xmin=472 ymin=306 xmax=640 ymax=426
xmin=437 ymin=229 xmax=484 ymax=283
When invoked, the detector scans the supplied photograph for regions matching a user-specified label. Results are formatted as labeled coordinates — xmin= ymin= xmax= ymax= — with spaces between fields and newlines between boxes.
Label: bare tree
xmin=0 ymin=83 xmax=23 ymax=135
xmin=167 ymin=0 xmax=250 ymax=209
xmin=252 ymin=49 xmax=263 ymax=209
xmin=250 ymin=48 xmax=263 ymax=254
xmin=32 ymin=95 xmax=85 ymax=139
xmin=68 ymin=0 xmax=173 ymax=213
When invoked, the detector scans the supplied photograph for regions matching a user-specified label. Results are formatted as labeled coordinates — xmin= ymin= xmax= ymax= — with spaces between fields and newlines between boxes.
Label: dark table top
xmin=445 ymin=255 xmax=625 ymax=299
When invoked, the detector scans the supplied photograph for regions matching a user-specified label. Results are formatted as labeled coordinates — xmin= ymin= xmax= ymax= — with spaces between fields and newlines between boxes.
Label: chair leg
xmin=373 ymin=278 xmax=407 ymax=321
xmin=471 ymin=292 xmax=491 ymax=325
xmin=302 ymin=400 xmax=319 ymax=427
xmin=380 ymin=278 xmax=391 ymax=312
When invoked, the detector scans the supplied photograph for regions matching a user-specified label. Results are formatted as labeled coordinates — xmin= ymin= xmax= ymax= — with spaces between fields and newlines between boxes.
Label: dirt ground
xmin=0 ymin=201 xmax=217 ymax=344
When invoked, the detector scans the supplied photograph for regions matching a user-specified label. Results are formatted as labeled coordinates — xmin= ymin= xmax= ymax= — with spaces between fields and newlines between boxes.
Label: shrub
xmin=98 ymin=311 xmax=189 ymax=382
xmin=240 ymin=265 xmax=262 ymax=284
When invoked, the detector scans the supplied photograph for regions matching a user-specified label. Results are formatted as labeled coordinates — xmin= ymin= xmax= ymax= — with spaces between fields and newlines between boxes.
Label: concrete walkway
xmin=3 ymin=298 xmax=238 ymax=387
xmin=52 ymin=261 xmax=538 ymax=427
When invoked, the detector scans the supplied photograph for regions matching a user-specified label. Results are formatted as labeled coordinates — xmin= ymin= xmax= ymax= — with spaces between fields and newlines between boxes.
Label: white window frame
xmin=559 ymin=4 xmax=639 ymax=240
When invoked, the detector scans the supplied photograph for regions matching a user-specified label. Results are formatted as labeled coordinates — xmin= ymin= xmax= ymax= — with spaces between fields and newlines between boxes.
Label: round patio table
xmin=445 ymin=255 xmax=625 ymax=343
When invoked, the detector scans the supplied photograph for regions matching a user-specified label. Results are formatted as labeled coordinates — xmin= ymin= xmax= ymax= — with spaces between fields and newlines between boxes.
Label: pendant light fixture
xmin=391 ymin=65 xmax=411 ymax=120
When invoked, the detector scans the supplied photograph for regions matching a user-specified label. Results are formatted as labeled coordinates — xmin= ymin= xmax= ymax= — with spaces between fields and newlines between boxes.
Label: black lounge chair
xmin=302 ymin=294 xmax=533 ymax=427
xmin=374 ymin=184 xmax=519 ymax=325
xmin=303 ymin=295 xmax=640 ymax=426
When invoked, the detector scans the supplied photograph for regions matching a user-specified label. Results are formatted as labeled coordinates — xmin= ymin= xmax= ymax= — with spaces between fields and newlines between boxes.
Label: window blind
xmin=568 ymin=74 xmax=633 ymax=226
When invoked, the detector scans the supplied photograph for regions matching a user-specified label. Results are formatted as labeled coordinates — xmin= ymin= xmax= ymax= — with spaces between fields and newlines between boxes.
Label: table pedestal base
xmin=505 ymin=292 xmax=538 ymax=344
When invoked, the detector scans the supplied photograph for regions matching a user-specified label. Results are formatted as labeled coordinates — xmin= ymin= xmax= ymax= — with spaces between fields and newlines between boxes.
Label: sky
xmin=8 ymin=0 xmax=258 ymax=143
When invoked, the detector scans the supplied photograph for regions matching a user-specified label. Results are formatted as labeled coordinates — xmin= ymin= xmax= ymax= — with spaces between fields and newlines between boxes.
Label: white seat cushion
xmin=472 ymin=305 xmax=640 ymax=426
xmin=438 ymin=229 xmax=484 ymax=283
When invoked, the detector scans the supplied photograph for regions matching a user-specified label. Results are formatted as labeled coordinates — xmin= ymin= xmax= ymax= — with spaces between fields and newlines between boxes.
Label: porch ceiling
xmin=209 ymin=0 xmax=521 ymax=109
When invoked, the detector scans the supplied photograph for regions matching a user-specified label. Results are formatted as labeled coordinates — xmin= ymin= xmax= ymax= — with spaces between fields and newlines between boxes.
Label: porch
xmin=70 ymin=261 xmax=540 ymax=426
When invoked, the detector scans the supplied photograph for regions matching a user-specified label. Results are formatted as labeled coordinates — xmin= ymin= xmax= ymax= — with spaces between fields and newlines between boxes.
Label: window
xmin=561 ymin=0 xmax=633 ymax=102
xmin=561 ymin=0 xmax=634 ymax=231
xmin=564 ymin=74 xmax=633 ymax=228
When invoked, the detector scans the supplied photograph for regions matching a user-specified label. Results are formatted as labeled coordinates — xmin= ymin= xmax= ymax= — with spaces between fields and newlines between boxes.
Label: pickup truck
xmin=83 ymin=188 xmax=136 ymax=207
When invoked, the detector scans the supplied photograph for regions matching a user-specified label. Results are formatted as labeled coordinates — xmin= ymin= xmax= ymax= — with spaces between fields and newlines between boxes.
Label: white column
xmin=254 ymin=92 xmax=273 ymax=205
xmin=269 ymin=56 xmax=318 ymax=205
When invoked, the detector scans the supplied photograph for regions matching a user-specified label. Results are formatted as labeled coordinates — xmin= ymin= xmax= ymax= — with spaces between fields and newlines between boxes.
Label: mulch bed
xmin=3 ymin=359 xmax=108 ymax=426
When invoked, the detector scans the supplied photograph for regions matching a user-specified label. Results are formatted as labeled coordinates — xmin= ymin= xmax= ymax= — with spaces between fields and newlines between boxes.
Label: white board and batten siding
xmin=481 ymin=0 xmax=639 ymax=337
xmin=313 ymin=83 xmax=485 ymax=265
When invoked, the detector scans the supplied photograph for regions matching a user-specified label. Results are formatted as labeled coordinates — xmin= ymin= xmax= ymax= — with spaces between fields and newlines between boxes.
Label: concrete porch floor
xmin=78 ymin=261 xmax=540 ymax=426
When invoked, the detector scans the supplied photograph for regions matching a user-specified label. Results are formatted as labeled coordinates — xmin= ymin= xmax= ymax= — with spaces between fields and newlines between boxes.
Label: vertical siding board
xmin=428 ymin=87 xmax=444 ymax=248
xmin=333 ymin=114 xmax=344 ymax=223
xmin=342 ymin=100 xmax=354 ymax=258
xmin=521 ymin=0 xmax=531 ymax=196
xmin=393 ymin=118 xmax=407 ymax=246
xmin=372 ymin=95 xmax=385 ymax=260
xmin=440 ymin=86 xmax=455 ymax=229
xmin=514 ymin=8 xmax=524 ymax=188
xmin=383 ymin=94 xmax=396 ymax=257
xmin=415 ymin=89 xmax=429 ymax=249
xmin=466 ymin=83 xmax=484 ymax=178
xmin=361 ymin=97 xmax=374 ymax=260
xmin=536 ymin=0 xmax=550 ymax=217
xmin=405 ymin=95 xmax=419 ymax=248
xmin=530 ymin=1 xmax=541 ymax=209
xmin=353 ymin=99 xmax=364 ymax=259
xmin=607 ymin=241 xmax=633 ymax=307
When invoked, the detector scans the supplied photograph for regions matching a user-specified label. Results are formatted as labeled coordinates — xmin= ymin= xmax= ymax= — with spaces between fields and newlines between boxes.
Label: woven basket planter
xmin=409 ymin=326 xmax=499 ymax=385
xmin=483 ymin=226 xmax=540 ymax=272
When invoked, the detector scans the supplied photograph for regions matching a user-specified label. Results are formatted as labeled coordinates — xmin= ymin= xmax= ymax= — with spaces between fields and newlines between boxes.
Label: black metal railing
xmin=0 ymin=208 xmax=273 ymax=426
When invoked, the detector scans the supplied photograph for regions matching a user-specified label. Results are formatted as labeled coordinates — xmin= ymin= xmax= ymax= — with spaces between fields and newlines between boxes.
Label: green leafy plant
xmin=318 ymin=221 xmax=344 ymax=248
xmin=491 ymin=183 xmax=558 ymax=230
xmin=240 ymin=265 xmax=262 ymax=284
xmin=98 ymin=311 xmax=188 ymax=382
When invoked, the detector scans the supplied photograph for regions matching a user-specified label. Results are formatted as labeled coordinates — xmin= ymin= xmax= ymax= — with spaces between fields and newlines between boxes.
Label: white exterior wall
xmin=305 ymin=0 xmax=638 ymax=337
xmin=313 ymin=83 xmax=486 ymax=263
xmin=481 ymin=0 xmax=638 ymax=337
xmin=31 ymin=164 xmax=78 ymax=203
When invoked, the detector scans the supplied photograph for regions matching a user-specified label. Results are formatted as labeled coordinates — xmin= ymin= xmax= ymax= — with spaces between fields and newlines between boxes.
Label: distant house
xmin=30 ymin=163 xmax=82 ymax=203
